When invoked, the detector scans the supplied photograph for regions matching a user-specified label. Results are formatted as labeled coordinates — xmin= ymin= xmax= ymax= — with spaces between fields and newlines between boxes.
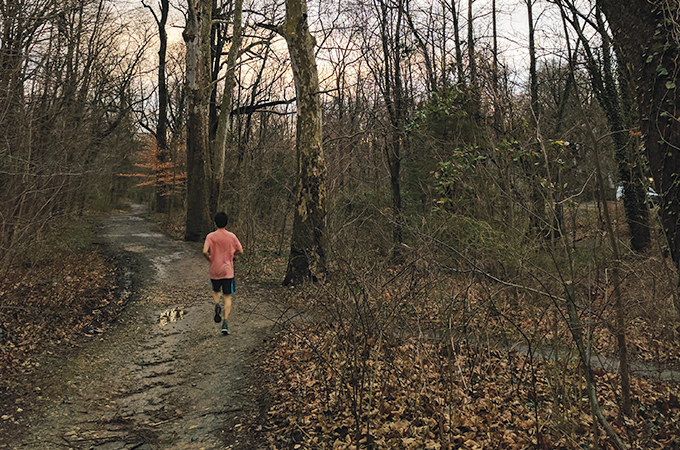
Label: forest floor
xmin=0 ymin=204 xmax=284 ymax=449
xmin=3 ymin=204 xmax=680 ymax=449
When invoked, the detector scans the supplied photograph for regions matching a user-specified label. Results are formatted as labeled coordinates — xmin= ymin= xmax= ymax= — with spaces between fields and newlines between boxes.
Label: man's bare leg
xmin=221 ymin=294 xmax=232 ymax=334
xmin=213 ymin=290 xmax=222 ymax=305
xmin=223 ymin=294 xmax=232 ymax=320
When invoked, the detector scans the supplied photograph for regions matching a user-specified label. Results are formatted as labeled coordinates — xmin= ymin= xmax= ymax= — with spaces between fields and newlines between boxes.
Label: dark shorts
xmin=211 ymin=278 xmax=235 ymax=294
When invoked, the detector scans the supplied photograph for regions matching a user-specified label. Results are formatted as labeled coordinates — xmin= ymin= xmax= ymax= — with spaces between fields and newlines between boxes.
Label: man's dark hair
xmin=214 ymin=212 xmax=228 ymax=228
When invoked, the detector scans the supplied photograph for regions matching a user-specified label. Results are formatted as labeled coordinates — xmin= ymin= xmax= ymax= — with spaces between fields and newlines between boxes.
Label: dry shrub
xmin=249 ymin=222 xmax=680 ymax=449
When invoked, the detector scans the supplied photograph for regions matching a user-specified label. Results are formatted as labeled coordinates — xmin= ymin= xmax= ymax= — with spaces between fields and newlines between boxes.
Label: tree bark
xmin=559 ymin=0 xmax=651 ymax=252
xmin=526 ymin=0 xmax=547 ymax=238
xmin=377 ymin=0 xmax=406 ymax=257
xmin=156 ymin=0 xmax=170 ymax=213
xmin=467 ymin=0 xmax=476 ymax=92
xmin=281 ymin=0 xmax=328 ymax=285
xmin=212 ymin=0 xmax=243 ymax=214
xmin=447 ymin=0 xmax=465 ymax=86
xmin=527 ymin=0 xmax=539 ymax=121
xmin=597 ymin=0 xmax=680 ymax=271
xmin=183 ymin=0 xmax=212 ymax=242
xmin=143 ymin=0 xmax=170 ymax=213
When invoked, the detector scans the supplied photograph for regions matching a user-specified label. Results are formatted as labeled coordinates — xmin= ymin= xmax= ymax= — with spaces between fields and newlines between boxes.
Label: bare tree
xmin=1 ymin=0 xmax=150 ymax=266
xmin=467 ymin=0 xmax=476 ymax=93
xmin=448 ymin=0 xmax=466 ymax=86
xmin=371 ymin=0 xmax=409 ymax=258
xmin=281 ymin=0 xmax=328 ymax=285
xmin=597 ymin=0 xmax=680 ymax=309
xmin=212 ymin=0 xmax=244 ymax=214
xmin=557 ymin=0 xmax=651 ymax=252
xmin=183 ymin=0 xmax=212 ymax=241
xmin=143 ymin=0 xmax=171 ymax=213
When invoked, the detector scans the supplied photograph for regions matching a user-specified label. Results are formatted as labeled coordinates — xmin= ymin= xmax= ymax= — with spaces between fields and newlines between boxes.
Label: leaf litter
xmin=240 ymin=269 xmax=680 ymax=450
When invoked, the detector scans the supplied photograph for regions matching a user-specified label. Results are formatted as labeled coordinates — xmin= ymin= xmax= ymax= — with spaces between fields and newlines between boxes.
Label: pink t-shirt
xmin=203 ymin=229 xmax=243 ymax=279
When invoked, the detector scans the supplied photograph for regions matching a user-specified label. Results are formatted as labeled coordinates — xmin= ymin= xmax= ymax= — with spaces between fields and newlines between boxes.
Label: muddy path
xmin=2 ymin=205 xmax=281 ymax=449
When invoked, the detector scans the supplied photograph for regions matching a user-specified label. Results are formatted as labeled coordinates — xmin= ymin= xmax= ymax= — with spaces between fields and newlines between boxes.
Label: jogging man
xmin=203 ymin=212 xmax=243 ymax=335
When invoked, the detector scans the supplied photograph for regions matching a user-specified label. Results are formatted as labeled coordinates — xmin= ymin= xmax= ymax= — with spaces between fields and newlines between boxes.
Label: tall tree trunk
xmin=559 ymin=0 xmax=651 ymax=252
xmin=467 ymin=0 xmax=476 ymax=94
xmin=377 ymin=0 xmax=406 ymax=257
xmin=157 ymin=0 xmax=170 ymax=213
xmin=597 ymin=0 xmax=680 ymax=303
xmin=491 ymin=0 xmax=498 ymax=120
xmin=527 ymin=0 xmax=539 ymax=121
xmin=281 ymin=0 xmax=328 ymax=285
xmin=440 ymin=0 xmax=448 ymax=90
xmin=616 ymin=66 xmax=651 ymax=253
xmin=390 ymin=0 xmax=405 ymax=252
xmin=144 ymin=0 xmax=170 ymax=213
xmin=405 ymin=6 xmax=435 ymax=93
xmin=449 ymin=0 xmax=465 ymax=86
xmin=183 ymin=0 xmax=212 ymax=242
xmin=526 ymin=0 xmax=545 ymax=238
xmin=212 ymin=0 xmax=243 ymax=214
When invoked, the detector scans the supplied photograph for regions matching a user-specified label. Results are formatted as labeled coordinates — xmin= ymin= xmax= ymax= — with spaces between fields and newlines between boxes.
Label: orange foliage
xmin=119 ymin=136 xmax=186 ymax=196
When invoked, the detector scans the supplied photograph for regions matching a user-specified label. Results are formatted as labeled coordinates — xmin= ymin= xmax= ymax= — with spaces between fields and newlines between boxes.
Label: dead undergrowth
xmin=0 ymin=218 xmax=123 ymax=389
xmin=237 ymin=238 xmax=680 ymax=450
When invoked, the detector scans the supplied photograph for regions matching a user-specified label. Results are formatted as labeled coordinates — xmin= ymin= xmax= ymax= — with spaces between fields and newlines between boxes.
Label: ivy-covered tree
xmin=598 ymin=0 xmax=680 ymax=295
xmin=558 ymin=1 xmax=651 ymax=251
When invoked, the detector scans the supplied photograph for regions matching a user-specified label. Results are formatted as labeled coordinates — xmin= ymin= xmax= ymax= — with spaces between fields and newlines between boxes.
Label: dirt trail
xmin=3 ymin=205 xmax=278 ymax=449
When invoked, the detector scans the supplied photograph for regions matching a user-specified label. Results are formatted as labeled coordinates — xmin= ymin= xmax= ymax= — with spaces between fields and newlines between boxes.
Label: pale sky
xmin=128 ymin=0 xmax=567 ymax=94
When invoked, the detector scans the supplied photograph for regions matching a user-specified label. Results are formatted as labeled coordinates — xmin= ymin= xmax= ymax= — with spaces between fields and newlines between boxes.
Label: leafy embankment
xmin=0 ymin=219 xmax=121 ymax=389
xmin=250 ymin=323 xmax=680 ymax=450
xmin=235 ymin=247 xmax=680 ymax=450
